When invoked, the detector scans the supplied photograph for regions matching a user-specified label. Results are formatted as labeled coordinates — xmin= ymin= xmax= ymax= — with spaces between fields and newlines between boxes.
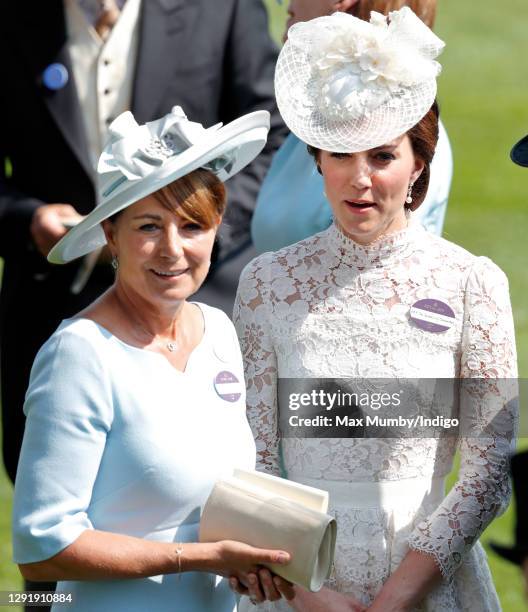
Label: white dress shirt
xmin=65 ymin=0 xmax=141 ymax=196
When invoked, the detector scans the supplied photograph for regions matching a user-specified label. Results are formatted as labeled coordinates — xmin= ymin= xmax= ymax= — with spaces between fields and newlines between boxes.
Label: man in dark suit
xmin=0 ymin=0 xmax=286 ymax=485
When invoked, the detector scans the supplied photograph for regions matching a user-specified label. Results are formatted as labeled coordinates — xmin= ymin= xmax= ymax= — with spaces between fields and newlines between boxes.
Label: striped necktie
xmin=94 ymin=0 xmax=121 ymax=41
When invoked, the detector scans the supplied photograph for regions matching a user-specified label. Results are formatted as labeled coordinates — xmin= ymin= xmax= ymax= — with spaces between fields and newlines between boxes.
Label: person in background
xmin=488 ymin=133 xmax=528 ymax=601
xmin=12 ymin=107 xmax=294 ymax=612
xmin=0 ymin=0 xmax=285 ymax=489
xmin=251 ymin=0 xmax=451 ymax=254
xmin=235 ymin=8 xmax=516 ymax=610
xmin=490 ymin=451 xmax=528 ymax=600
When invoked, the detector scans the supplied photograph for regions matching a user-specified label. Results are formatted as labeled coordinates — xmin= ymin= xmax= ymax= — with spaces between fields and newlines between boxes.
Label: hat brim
xmin=511 ymin=135 xmax=528 ymax=167
xmin=48 ymin=111 xmax=269 ymax=264
xmin=489 ymin=542 xmax=528 ymax=566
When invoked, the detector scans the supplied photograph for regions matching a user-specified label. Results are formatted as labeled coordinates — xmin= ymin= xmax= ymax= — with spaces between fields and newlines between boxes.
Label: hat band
xmin=102 ymin=175 xmax=128 ymax=198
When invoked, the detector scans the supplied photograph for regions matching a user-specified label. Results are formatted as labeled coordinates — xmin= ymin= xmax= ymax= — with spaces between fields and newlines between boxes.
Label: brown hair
xmin=349 ymin=0 xmax=436 ymax=28
xmin=405 ymin=100 xmax=439 ymax=209
xmin=109 ymin=168 xmax=226 ymax=227
xmin=152 ymin=168 xmax=226 ymax=228
xmin=307 ymin=101 xmax=440 ymax=210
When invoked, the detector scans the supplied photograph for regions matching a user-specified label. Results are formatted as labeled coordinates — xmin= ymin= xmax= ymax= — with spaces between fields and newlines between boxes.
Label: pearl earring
xmin=406 ymin=182 xmax=414 ymax=204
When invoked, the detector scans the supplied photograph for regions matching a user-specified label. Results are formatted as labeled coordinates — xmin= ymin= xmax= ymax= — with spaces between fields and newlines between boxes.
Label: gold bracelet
xmin=175 ymin=543 xmax=184 ymax=580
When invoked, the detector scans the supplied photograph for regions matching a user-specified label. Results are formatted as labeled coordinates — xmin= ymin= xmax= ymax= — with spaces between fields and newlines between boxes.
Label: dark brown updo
xmin=350 ymin=0 xmax=436 ymax=28
xmin=404 ymin=100 xmax=439 ymax=210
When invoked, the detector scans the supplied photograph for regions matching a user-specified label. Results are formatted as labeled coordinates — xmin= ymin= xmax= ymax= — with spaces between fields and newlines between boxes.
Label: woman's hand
xmin=281 ymin=586 xmax=367 ymax=611
xmin=230 ymin=569 xmax=295 ymax=604
xmin=207 ymin=540 xmax=294 ymax=602
xmin=366 ymin=549 xmax=442 ymax=612
xmin=210 ymin=540 xmax=289 ymax=577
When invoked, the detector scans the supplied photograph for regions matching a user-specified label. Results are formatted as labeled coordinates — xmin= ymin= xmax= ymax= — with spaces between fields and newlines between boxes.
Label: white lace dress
xmin=233 ymin=222 xmax=517 ymax=611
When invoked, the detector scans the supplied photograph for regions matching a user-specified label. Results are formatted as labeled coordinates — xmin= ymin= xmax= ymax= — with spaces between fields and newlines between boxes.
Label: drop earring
xmin=111 ymin=255 xmax=119 ymax=271
xmin=406 ymin=182 xmax=414 ymax=204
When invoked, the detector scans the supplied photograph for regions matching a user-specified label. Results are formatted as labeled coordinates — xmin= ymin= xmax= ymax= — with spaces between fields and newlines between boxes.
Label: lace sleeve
xmin=408 ymin=257 xmax=518 ymax=578
xmin=234 ymin=254 xmax=281 ymax=476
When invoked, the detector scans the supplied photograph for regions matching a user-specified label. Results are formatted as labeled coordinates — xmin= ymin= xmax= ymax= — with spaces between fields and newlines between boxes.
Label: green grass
xmin=434 ymin=0 xmax=528 ymax=381
xmin=0 ymin=2 xmax=527 ymax=610
xmin=0 ymin=452 xmax=21 ymax=612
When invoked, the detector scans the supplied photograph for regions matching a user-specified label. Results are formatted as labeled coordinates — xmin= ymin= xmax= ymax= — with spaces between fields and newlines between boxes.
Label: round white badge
xmin=409 ymin=299 xmax=455 ymax=333
xmin=214 ymin=370 xmax=242 ymax=402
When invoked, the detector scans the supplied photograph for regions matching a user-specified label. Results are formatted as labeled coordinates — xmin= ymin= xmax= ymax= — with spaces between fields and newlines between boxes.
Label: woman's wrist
xmin=287 ymin=586 xmax=307 ymax=610
xmin=178 ymin=542 xmax=220 ymax=574
xmin=368 ymin=549 xmax=442 ymax=611
xmin=368 ymin=584 xmax=411 ymax=612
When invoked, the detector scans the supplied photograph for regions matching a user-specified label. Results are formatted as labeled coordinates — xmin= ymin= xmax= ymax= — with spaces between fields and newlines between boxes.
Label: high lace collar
xmin=325 ymin=220 xmax=423 ymax=267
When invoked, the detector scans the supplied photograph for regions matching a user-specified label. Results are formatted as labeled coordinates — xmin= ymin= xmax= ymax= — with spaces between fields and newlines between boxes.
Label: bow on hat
xmin=98 ymin=106 xmax=235 ymax=198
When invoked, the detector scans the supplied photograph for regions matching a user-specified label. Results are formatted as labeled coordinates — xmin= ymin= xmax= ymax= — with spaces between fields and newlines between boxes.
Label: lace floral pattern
xmin=234 ymin=223 xmax=517 ymax=610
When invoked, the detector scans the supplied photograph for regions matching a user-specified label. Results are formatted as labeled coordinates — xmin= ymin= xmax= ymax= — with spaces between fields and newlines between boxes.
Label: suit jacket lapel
xmin=132 ymin=0 xmax=199 ymax=122
xmin=17 ymin=1 xmax=93 ymax=179
xmin=42 ymin=47 xmax=94 ymax=180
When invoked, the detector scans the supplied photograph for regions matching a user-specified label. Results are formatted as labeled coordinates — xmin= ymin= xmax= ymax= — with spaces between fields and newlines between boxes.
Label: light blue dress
xmin=12 ymin=303 xmax=256 ymax=612
xmin=251 ymin=122 xmax=453 ymax=253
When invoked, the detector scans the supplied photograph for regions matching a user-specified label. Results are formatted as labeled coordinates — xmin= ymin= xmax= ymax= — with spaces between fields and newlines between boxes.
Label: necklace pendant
xmin=167 ymin=342 xmax=177 ymax=352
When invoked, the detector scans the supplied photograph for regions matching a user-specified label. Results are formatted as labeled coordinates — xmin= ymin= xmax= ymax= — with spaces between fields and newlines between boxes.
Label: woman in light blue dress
xmin=12 ymin=107 xmax=292 ymax=612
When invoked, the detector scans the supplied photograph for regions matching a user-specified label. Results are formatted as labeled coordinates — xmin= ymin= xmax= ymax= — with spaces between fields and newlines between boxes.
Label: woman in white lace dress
xmin=233 ymin=9 xmax=517 ymax=612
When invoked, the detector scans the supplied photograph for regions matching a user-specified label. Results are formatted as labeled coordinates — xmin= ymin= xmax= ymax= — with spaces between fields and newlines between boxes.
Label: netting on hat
xmin=275 ymin=8 xmax=443 ymax=152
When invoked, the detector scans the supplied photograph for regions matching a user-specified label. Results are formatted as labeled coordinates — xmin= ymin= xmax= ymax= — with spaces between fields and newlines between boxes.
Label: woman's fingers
xmin=245 ymin=570 xmax=287 ymax=604
xmin=246 ymin=572 xmax=265 ymax=604
xmin=258 ymin=568 xmax=282 ymax=601
xmin=229 ymin=576 xmax=248 ymax=596
xmin=273 ymin=576 xmax=296 ymax=601
xmin=222 ymin=542 xmax=294 ymax=603
xmin=219 ymin=540 xmax=290 ymax=572
xmin=230 ymin=569 xmax=296 ymax=604
xmin=254 ymin=547 xmax=290 ymax=566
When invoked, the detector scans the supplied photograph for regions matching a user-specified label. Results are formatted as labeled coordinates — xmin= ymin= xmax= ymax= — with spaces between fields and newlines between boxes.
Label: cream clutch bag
xmin=199 ymin=468 xmax=336 ymax=591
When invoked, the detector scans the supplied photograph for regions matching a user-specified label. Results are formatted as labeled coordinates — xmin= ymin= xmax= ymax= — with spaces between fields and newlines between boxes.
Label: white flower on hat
xmin=275 ymin=7 xmax=445 ymax=152
xmin=297 ymin=9 xmax=444 ymax=121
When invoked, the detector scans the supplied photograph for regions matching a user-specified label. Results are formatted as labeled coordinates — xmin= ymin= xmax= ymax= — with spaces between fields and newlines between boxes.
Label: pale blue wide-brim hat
xmin=48 ymin=106 xmax=270 ymax=264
